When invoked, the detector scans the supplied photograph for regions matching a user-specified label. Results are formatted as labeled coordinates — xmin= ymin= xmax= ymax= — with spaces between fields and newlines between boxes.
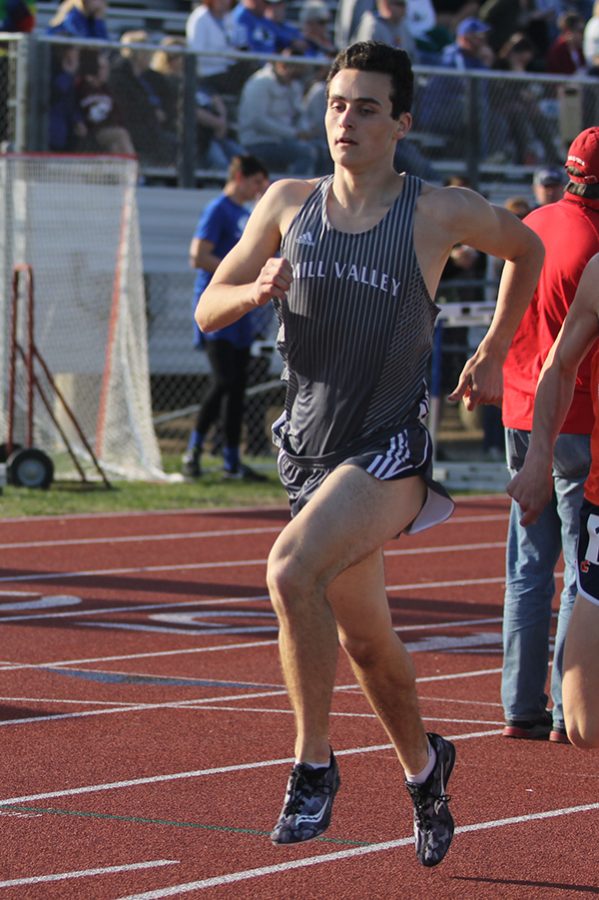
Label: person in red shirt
xmin=501 ymin=127 xmax=599 ymax=743
xmin=508 ymin=250 xmax=599 ymax=749
xmin=546 ymin=10 xmax=586 ymax=74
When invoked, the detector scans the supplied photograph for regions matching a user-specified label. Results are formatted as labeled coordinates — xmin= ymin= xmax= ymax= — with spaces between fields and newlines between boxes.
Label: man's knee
xmin=266 ymin=546 xmax=323 ymax=617
xmin=340 ymin=629 xmax=415 ymax=685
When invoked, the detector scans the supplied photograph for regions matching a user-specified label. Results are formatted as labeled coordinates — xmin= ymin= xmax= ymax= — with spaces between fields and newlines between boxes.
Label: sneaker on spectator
xmin=502 ymin=709 xmax=552 ymax=740
xmin=405 ymin=732 xmax=456 ymax=867
xmin=549 ymin=725 xmax=570 ymax=744
xmin=222 ymin=463 xmax=267 ymax=482
xmin=271 ymin=752 xmax=340 ymax=845
xmin=182 ymin=450 xmax=201 ymax=478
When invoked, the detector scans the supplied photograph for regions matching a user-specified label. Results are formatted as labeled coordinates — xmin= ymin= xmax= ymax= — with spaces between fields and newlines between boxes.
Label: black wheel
xmin=7 ymin=447 xmax=54 ymax=489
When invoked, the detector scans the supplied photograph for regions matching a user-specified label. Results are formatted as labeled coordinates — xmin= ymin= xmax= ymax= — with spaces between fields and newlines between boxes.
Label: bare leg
xmin=267 ymin=464 xmax=427 ymax=766
xmin=563 ymin=594 xmax=599 ymax=749
xmin=268 ymin=464 xmax=455 ymax=863
xmin=329 ymin=550 xmax=429 ymax=775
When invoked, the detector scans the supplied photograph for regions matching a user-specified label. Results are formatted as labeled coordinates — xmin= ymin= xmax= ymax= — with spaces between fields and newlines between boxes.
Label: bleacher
xmin=36 ymin=0 xmax=189 ymax=36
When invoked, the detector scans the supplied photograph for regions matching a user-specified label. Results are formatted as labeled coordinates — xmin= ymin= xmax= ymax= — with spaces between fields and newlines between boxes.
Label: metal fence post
xmin=179 ymin=51 xmax=197 ymax=188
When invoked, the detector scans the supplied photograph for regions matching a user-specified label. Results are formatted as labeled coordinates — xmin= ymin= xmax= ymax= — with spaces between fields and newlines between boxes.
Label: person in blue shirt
xmin=183 ymin=154 xmax=270 ymax=481
xmin=229 ymin=0 xmax=303 ymax=55
xmin=47 ymin=0 xmax=110 ymax=39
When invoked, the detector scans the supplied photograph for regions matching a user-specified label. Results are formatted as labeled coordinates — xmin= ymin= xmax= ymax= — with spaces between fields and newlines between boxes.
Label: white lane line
xmin=0 ymin=576 xmax=504 ymax=631
xmin=0 ymin=511 xmax=509 ymax=550
xmin=0 ymin=639 xmax=279 ymax=672
xmin=0 ymin=539 xmax=511 ymax=587
xmin=0 ymin=594 xmax=272 ymax=624
xmin=172 ymin=706 xmax=504 ymax=726
xmin=0 ymin=527 xmax=280 ymax=551
xmin=117 ymin=803 xmax=599 ymax=898
xmin=0 ymin=667 xmax=505 ymax=728
xmin=0 ymin=615 xmax=505 ymax=671
xmin=0 ymin=540 xmax=506 ymax=584
xmin=0 ymin=559 xmax=267 ymax=584
xmin=0 ymin=499 xmax=507 ymax=526
xmin=0 ymin=859 xmax=179 ymax=888
xmin=0 ymin=730 xmax=500 ymax=808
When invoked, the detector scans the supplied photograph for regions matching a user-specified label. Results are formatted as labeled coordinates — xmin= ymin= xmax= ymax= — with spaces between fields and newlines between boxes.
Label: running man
xmin=508 ymin=252 xmax=599 ymax=750
xmin=197 ymin=42 xmax=544 ymax=866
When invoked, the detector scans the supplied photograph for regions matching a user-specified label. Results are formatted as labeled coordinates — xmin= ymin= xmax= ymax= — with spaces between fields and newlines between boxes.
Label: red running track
xmin=0 ymin=496 xmax=597 ymax=899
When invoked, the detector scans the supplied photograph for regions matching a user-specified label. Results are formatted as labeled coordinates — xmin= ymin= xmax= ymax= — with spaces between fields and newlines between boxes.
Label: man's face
xmin=325 ymin=68 xmax=409 ymax=169
xmin=239 ymin=173 xmax=268 ymax=202
xmin=534 ymin=182 xmax=563 ymax=205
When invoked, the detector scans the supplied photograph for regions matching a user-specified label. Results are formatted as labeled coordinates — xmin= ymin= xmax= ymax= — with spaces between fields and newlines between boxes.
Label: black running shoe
xmin=270 ymin=752 xmax=340 ymax=845
xmin=405 ymin=732 xmax=456 ymax=867
xmin=222 ymin=463 xmax=267 ymax=482
xmin=182 ymin=450 xmax=201 ymax=478
xmin=503 ymin=709 xmax=552 ymax=740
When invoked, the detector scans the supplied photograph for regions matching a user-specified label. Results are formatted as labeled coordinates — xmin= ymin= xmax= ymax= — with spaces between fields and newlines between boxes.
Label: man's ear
xmin=396 ymin=112 xmax=412 ymax=139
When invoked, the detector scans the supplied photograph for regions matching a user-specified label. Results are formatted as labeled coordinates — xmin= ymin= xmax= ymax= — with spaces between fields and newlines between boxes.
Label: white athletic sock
xmin=405 ymin=740 xmax=437 ymax=785
xmin=296 ymin=758 xmax=330 ymax=770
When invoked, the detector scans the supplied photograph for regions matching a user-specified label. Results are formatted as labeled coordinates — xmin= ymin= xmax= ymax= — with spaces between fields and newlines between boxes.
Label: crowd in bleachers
xmin=3 ymin=0 xmax=599 ymax=177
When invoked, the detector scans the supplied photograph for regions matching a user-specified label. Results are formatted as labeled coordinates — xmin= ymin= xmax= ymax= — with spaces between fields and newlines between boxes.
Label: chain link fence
xmin=2 ymin=33 xmax=599 ymax=467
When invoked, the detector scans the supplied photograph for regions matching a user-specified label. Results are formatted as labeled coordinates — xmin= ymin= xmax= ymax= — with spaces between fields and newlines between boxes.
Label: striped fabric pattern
xmin=276 ymin=174 xmax=439 ymax=461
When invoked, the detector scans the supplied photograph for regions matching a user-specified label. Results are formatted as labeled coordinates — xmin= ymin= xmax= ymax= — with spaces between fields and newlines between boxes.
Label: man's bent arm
xmin=438 ymin=197 xmax=545 ymax=408
xmin=196 ymin=181 xmax=297 ymax=332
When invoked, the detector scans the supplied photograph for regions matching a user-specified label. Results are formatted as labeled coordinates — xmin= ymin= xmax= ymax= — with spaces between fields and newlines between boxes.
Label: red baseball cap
xmin=565 ymin=127 xmax=599 ymax=185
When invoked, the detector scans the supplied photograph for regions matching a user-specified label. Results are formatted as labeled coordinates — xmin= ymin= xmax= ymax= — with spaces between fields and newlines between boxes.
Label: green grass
xmin=0 ymin=456 xmax=287 ymax=518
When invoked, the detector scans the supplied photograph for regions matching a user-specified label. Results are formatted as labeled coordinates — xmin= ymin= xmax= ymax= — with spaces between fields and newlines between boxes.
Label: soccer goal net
xmin=0 ymin=153 xmax=164 ymax=482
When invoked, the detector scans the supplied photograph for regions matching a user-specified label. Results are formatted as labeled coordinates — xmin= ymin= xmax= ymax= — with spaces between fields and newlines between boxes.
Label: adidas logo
xmin=296 ymin=231 xmax=315 ymax=246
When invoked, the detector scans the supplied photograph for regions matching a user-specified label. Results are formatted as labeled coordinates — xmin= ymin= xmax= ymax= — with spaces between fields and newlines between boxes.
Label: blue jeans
xmin=502 ymin=428 xmax=590 ymax=728
xmin=245 ymin=140 xmax=316 ymax=177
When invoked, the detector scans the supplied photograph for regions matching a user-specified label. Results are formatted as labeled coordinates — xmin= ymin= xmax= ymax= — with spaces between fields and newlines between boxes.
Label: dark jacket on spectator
xmin=108 ymin=56 xmax=177 ymax=165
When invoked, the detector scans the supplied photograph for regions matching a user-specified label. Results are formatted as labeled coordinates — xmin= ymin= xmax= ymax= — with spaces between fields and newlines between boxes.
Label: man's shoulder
xmin=259 ymin=178 xmax=319 ymax=228
xmin=268 ymin=178 xmax=318 ymax=206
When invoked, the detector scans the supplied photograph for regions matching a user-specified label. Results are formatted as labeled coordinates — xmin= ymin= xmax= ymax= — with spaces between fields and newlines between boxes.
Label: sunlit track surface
xmin=0 ymin=496 xmax=596 ymax=899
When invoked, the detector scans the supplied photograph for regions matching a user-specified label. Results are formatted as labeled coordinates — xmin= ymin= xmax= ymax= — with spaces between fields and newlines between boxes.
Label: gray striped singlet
xmin=275 ymin=173 xmax=439 ymax=465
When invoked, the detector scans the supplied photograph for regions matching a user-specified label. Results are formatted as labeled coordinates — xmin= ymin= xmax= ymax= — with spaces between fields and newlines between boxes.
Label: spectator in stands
xmin=237 ymin=48 xmax=318 ymax=176
xmin=195 ymin=88 xmax=246 ymax=168
xmin=301 ymin=64 xmax=337 ymax=174
xmin=183 ymin=153 xmax=270 ymax=482
xmin=479 ymin=0 xmax=556 ymax=62
xmin=533 ymin=165 xmax=566 ymax=206
xmin=417 ymin=18 xmax=493 ymax=153
xmin=76 ymin=49 xmax=135 ymax=154
xmin=186 ymin=0 xmax=256 ymax=96
xmin=546 ymin=10 xmax=587 ymax=74
xmin=506 ymin=195 xmax=532 ymax=218
xmin=583 ymin=0 xmax=599 ymax=67
xmin=108 ymin=30 xmax=178 ymax=167
xmin=263 ymin=0 xmax=307 ymax=51
xmin=334 ymin=0 xmax=373 ymax=49
xmin=47 ymin=0 xmax=110 ymax=39
xmin=0 ymin=0 xmax=35 ymax=31
xmin=299 ymin=0 xmax=336 ymax=57
xmin=147 ymin=36 xmax=244 ymax=170
xmin=48 ymin=44 xmax=86 ymax=151
xmin=146 ymin=36 xmax=185 ymax=136
xmin=491 ymin=32 xmax=561 ymax=165
xmin=229 ymin=0 xmax=303 ymax=54
xmin=353 ymin=0 xmax=418 ymax=59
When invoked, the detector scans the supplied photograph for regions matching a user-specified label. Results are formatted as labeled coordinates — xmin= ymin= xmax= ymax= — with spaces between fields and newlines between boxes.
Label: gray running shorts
xmin=277 ymin=420 xmax=454 ymax=535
